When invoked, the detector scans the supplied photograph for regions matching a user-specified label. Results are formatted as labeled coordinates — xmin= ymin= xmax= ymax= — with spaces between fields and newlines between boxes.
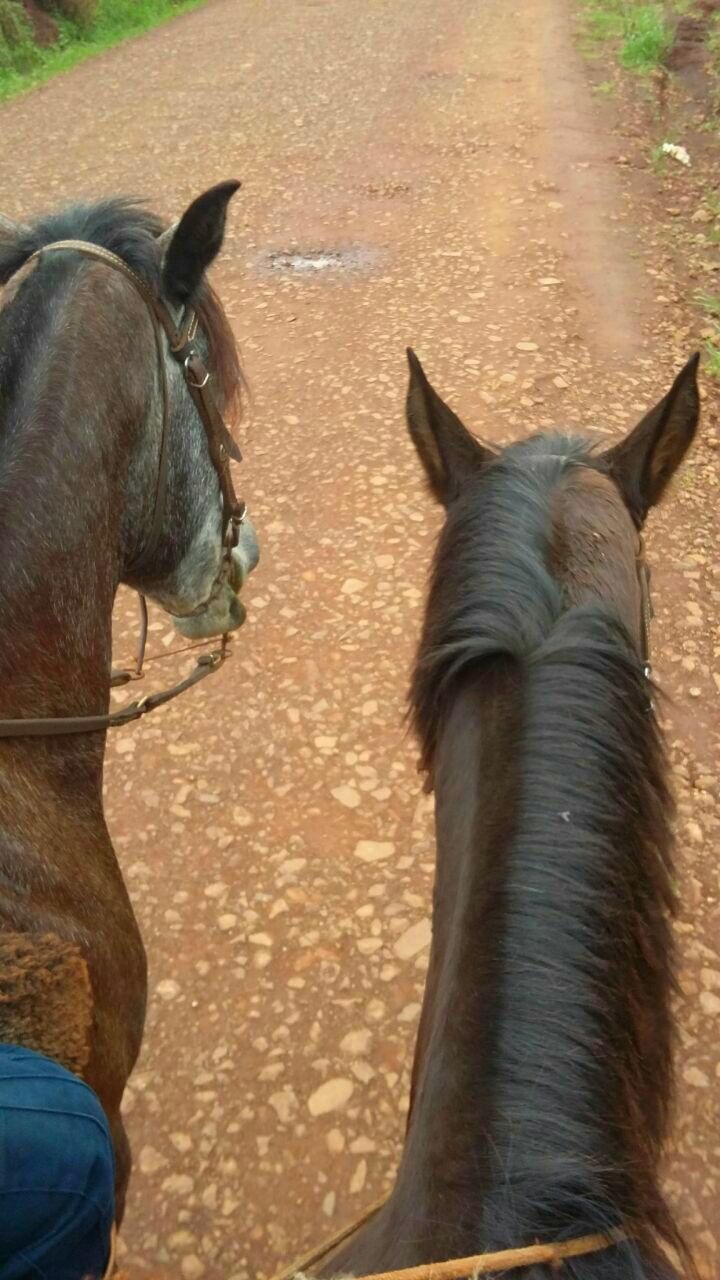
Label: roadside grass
xmin=649 ymin=141 xmax=667 ymax=174
xmin=702 ymin=338 xmax=720 ymax=377
xmin=696 ymin=293 xmax=720 ymax=377
xmin=696 ymin=290 xmax=720 ymax=318
xmin=0 ymin=1 xmax=39 ymax=77
xmin=0 ymin=0 xmax=204 ymax=101
xmin=581 ymin=1 xmax=671 ymax=73
xmin=580 ymin=4 xmax=720 ymax=382
xmin=707 ymin=11 xmax=720 ymax=108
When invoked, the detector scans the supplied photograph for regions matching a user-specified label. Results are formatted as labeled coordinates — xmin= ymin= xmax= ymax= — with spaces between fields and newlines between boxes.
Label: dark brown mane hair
xmin=409 ymin=437 xmax=692 ymax=1278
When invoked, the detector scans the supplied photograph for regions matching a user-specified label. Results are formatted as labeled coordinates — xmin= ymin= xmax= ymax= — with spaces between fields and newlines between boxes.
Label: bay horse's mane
xmin=409 ymin=435 xmax=689 ymax=1276
xmin=0 ymin=197 xmax=242 ymax=423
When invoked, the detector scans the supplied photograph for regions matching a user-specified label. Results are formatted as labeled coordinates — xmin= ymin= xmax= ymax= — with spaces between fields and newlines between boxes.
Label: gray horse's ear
xmin=0 ymin=214 xmax=30 ymax=241
xmin=406 ymin=348 xmax=496 ymax=506
xmin=156 ymin=220 xmax=179 ymax=256
xmin=600 ymin=353 xmax=700 ymax=523
xmin=161 ymin=180 xmax=241 ymax=305
xmin=0 ymin=215 xmax=33 ymax=285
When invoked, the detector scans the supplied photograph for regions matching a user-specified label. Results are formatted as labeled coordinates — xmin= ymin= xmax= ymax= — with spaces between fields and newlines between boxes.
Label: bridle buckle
xmin=184 ymin=354 xmax=210 ymax=389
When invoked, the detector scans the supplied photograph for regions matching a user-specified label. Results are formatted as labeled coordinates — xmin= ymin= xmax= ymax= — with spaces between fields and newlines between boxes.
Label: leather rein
xmin=0 ymin=239 xmax=247 ymax=739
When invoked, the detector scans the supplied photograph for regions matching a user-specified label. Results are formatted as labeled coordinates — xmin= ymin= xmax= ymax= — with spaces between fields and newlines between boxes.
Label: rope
xmin=322 ymin=1231 xmax=627 ymax=1280
xmin=266 ymin=1213 xmax=627 ymax=1280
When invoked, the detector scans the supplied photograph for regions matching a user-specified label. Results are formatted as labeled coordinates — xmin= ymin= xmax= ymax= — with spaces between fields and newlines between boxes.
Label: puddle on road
xmin=257 ymin=246 xmax=380 ymax=276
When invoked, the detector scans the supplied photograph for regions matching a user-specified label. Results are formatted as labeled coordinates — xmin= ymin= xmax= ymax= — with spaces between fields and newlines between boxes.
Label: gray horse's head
xmin=126 ymin=182 xmax=259 ymax=638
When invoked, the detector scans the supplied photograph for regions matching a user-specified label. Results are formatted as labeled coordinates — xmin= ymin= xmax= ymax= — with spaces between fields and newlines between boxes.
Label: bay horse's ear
xmin=600 ymin=353 xmax=700 ymax=524
xmin=161 ymin=180 xmax=241 ymax=305
xmin=406 ymin=349 xmax=495 ymax=505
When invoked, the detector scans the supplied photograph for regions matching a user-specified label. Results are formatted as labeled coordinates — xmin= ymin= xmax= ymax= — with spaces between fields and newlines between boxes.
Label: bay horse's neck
xmin=331 ymin=635 xmax=682 ymax=1278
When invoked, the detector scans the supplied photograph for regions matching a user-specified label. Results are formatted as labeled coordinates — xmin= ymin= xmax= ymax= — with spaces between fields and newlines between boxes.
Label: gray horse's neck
xmin=0 ymin=269 xmax=158 ymax=730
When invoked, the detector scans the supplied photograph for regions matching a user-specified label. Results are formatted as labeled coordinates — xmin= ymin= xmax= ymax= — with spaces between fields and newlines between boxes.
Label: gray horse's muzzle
xmin=173 ymin=516 xmax=260 ymax=640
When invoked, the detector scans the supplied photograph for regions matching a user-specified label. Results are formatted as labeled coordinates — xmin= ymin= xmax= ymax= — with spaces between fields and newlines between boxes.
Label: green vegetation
xmin=582 ymin=1 xmax=671 ymax=73
xmin=696 ymin=290 xmax=720 ymax=318
xmin=703 ymin=339 xmax=720 ymax=377
xmin=707 ymin=10 xmax=720 ymax=108
xmin=648 ymin=141 xmax=667 ymax=174
xmin=0 ymin=0 xmax=204 ymax=100
xmin=696 ymin=292 xmax=720 ymax=377
xmin=0 ymin=1 xmax=39 ymax=76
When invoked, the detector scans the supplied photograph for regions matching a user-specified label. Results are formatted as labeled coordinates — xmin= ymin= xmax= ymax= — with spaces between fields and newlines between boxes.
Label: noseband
xmin=0 ymin=240 xmax=247 ymax=739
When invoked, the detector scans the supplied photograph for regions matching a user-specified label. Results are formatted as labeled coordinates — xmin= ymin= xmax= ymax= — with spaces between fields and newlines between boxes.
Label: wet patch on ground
xmin=256 ymin=247 xmax=381 ymax=276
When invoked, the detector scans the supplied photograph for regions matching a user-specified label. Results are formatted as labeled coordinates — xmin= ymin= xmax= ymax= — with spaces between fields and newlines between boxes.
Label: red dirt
xmin=0 ymin=1 xmax=717 ymax=1277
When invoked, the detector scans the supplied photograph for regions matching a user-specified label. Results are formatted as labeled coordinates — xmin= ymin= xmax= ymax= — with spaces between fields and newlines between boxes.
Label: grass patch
xmin=649 ymin=141 xmax=667 ymax=174
xmin=696 ymin=290 xmax=720 ymax=318
xmin=703 ymin=336 xmax=720 ymax=377
xmin=0 ymin=0 xmax=204 ymax=101
xmin=0 ymin=1 xmax=42 ymax=76
xmin=619 ymin=7 xmax=670 ymax=70
xmin=582 ymin=1 xmax=671 ymax=73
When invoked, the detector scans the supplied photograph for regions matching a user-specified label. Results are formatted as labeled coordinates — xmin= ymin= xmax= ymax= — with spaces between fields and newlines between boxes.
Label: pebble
xmin=308 ymin=1077 xmax=354 ymax=1116
xmin=683 ymin=1065 xmax=710 ymax=1088
xmin=354 ymin=840 xmax=394 ymax=862
xmin=340 ymin=1028 xmax=373 ymax=1055
xmin=332 ymin=785 xmax=361 ymax=809
xmin=394 ymin=918 xmax=432 ymax=960
xmin=162 ymin=1173 xmax=195 ymax=1196
xmin=268 ymin=1089 xmax=297 ymax=1123
xmin=168 ymin=1231 xmax=197 ymax=1251
xmin=181 ymin=1256 xmax=206 ymax=1279
xmin=139 ymin=1145 xmax=168 ymax=1175
xmin=170 ymin=1133 xmax=193 ymax=1153
xmin=350 ymin=1159 xmax=368 ymax=1193
xmin=156 ymin=979 xmax=181 ymax=1002
xmin=399 ymin=1002 xmax=422 ymax=1022
xmin=326 ymin=1128 xmax=345 ymax=1153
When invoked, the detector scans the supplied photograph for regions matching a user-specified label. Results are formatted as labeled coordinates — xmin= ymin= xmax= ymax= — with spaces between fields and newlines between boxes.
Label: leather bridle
xmin=637 ymin=535 xmax=654 ymax=683
xmin=0 ymin=240 xmax=248 ymax=739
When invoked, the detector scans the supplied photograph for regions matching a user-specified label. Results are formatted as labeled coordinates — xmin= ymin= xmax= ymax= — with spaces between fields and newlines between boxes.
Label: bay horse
xmin=325 ymin=351 xmax=700 ymax=1279
xmin=0 ymin=183 xmax=258 ymax=1220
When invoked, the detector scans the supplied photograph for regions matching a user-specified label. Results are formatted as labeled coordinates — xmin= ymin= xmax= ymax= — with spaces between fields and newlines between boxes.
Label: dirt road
xmin=1 ymin=0 xmax=718 ymax=1275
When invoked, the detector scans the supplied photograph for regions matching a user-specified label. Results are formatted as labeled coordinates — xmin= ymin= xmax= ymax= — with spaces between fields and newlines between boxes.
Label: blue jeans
xmin=0 ymin=1046 xmax=115 ymax=1280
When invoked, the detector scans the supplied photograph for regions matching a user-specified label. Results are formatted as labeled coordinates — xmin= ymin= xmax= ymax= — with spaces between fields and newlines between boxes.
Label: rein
xmin=0 ymin=240 xmax=246 ymax=739
xmin=268 ymin=1206 xmax=627 ymax=1280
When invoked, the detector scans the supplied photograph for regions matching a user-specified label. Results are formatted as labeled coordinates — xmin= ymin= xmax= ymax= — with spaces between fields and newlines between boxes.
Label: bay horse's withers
xmin=325 ymin=351 xmax=700 ymax=1279
xmin=0 ymin=183 xmax=258 ymax=1219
